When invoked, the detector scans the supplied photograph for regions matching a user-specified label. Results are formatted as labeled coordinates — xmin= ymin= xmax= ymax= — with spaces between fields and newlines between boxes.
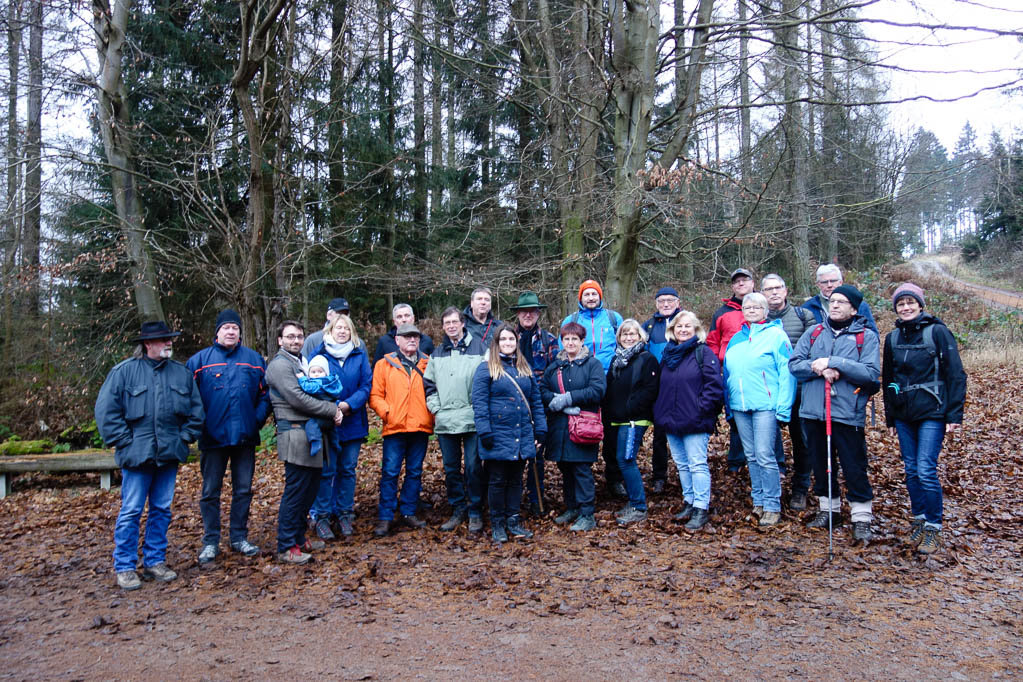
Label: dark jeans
xmin=651 ymin=425 xmax=669 ymax=482
xmin=277 ymin=461 xmax=320 ymax=553
xmin=785 ymin=392 xmax=812 ymax=495
xmin=803 ymin=419 xmax=873 ymax=503
xmin=438 ymin=433 xmax=484 ymax=517
xmin=199 ymin=445 xmax=255 ymax=546
xmin=311 ymin=438 xmax=363 ymax=520
xmin=558 ymin=461 xmax=595 ymax=516
xmin=378 ymin=432 xmax=428 ymax=521
xmin=486 ymin=459 xmax=526 ymax=524
xmin=894 ymin=419 xmax=945 ymax=526
xmin=612 ymin=424 xmax=647 ymax=511
xmin=602 ymin=428 xmax=623 ymax=486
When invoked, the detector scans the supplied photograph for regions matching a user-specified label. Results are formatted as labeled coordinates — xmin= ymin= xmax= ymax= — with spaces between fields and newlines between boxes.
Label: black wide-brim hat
xmin=133 ymin=320 xmax=182 ymax=342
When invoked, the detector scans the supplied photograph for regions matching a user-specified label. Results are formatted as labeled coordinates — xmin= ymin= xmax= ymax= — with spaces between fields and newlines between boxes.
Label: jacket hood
xmin=721 ymin=297 xmax=742 ymax=311
xmin=824 ymin=314 xmax=869 ymax=335
xmin=555 ymin=344 xmax=591 ymax=363
xmin=576 ymin=302 xmax=605 ymax=315
xmin=441 ymin=330 xmax=474 ymax=351
xmin=462 ymin=305 xmax=495 ymax=323
xmin=894 ymin=311 xmax=943 ymax=332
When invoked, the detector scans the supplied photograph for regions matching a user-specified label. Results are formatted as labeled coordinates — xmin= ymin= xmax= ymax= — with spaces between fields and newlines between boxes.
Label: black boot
xmin=685 ymin=508 xmax=709 ymax=531
xmin=491 ymin=521 xmax=508 ymax=544
xmin=806 ymin=511 xmax=842 ymax=529
xmin=505 ymin=516 xmax=534 ymax=539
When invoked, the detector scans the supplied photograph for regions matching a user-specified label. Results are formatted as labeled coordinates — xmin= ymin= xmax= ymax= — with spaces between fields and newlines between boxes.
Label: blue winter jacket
xmin=186 ymin=343 xmax=271 ymax=450
xmin=471 ymin=357 xmax=547 ymax=461
xmin=310 ymin=342 xmax=373 ymax=442
xmin=653 ymin=340 xmax=724 ymax=436
xmin=723 ymin=319 xmax=796 ymax=422
xmin=642 ymin=309 xmax=681 ymax=361
xmin=95 ymin=356 xmax=205 ymax=468
xmin=789 ymin=316 xmax=880 ymax=428
xmin=559 ymin=304 xmax=624 ymax=371
xmin=802 ymin=294 xmax=878 ymax=333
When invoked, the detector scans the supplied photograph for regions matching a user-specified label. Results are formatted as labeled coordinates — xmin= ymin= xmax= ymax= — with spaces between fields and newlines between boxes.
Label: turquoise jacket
xmin=559 ymin=304 xmax=623 ymax=372
xmin=723 ymin=319 xmax=796 ymax=422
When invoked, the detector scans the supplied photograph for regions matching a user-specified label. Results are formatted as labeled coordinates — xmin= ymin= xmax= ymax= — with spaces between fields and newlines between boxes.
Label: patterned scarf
xmin=612 ymin=341 xmax=645 ymax=374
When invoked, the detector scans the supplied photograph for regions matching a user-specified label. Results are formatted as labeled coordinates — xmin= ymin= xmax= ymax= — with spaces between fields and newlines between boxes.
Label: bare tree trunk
xmin=412 ymin=0 xmax=426 ymax=230
xmin=3 ymin=0 xmax=23 ymax=355
xmin=430 ymin=5 xmax=442 ymax=220
xmin=329 ymin=0 xmax=347 ymax=231
xmin=93 ymin=0 xmax=164 ymax=322
xmin=22 ymin=0 xmax=42 ymax=315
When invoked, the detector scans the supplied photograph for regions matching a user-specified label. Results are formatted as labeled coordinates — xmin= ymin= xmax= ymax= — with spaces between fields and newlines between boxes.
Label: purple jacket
xmin=653 ymin=341 xmax=724 ymax=436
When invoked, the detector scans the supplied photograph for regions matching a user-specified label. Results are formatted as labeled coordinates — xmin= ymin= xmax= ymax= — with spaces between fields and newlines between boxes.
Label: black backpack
xmin=888 ymin=325 xmax=943 ymax=406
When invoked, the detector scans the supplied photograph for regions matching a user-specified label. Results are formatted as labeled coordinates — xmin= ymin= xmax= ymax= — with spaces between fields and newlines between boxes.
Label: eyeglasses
xmin=281 ymin=334 xmax=304 ymax=340
xmin=742 ymin=305 xmax=765 ymax=311
xmin=762 ymin=285 xmax=784 ymax=293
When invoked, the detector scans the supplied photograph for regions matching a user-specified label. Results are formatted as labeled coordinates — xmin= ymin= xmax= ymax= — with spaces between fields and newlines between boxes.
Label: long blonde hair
xmin=487 ymin=324 xmax=532 ymax=380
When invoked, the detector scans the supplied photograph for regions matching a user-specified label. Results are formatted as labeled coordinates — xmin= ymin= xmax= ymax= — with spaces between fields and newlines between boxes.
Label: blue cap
xmin=655 ymin=287 xmax=679 ymax=299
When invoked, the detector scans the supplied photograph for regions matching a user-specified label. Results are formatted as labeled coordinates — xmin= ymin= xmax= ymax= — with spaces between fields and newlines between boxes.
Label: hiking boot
xmin=569 ymin=514 xmax=596 ymax=532
xmin=615 ymin=503 xmax=633 ymax=518
xmin=851 ymin=521 xmax=872 ymax=543
xmin=277 ymin=546 xmax=311 ymax=565
xmin=373 ymin=519 xmax=392 ymax=537
xmin=751 ymin=506 xmax=764 ymax=520
xmin=301 ymin=538 xmax=326 ymax=552
xmin=230 ymin=540 xmax=260 ymax=557
xmin=789 ymin=492 xmax=807 ymax=511
xmin=758 ymin=511 xmax=781 ymax=527
xmin=610 ymin=482 xmax=628 ymax=499
xmin=440 ymin=511 xmax=466 ymax=532
xmin=468 ymin=515 xmax=484 ymax=533
xmin=673 ymin=502 xmax=694 ymax=522
xmin=141 ymin=563 xmax=177 ymax=583
xmin=917 ymin=527 xmax=941 ymax=555
xmin=554 ymin=508 xmax=580 ymax=525
xmin=506 ymin=516 xmax=534 ymax=539
xmin=617 ymin=507 xmax=648 ymax=525
xmin=492 ymin=522 xmax=508 ymax=544
xmin=685 ymin=508 xmax=710 ymax=531
xmin=401 ymin=514 xmax=427 ymax=529
xmin=337 ymin=514 xmax=354 ymax=538
xmin=649 ymin=479 xmax=666 ymax=494
xmin=198 ymin=544 xmax=219 ymax=566
xmin=908 ymin=518 xmax=926 ymax=547
xmin=116 ymin=570 xmax=141 ymax=591
xmin=314 ymin=517 xmax=336 ymax=541
xmin=806 ymin=511 xmax=843 ymax=529
xmin=328 ymin=514 xmax=343 ymax=537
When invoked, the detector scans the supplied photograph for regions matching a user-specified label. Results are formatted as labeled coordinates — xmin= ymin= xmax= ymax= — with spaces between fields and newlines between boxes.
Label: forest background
xmin=1 ymin=0 xmax=1022 ymax=444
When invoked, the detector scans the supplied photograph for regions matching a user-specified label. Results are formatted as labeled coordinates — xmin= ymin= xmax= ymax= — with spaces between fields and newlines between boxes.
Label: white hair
xmin=761 ymin=273 xmax=786 ymax=288
xmin=392 ymin=303 xmax=414 ymax=319
xmin=815 ymin=264 xmax=842 ymax=282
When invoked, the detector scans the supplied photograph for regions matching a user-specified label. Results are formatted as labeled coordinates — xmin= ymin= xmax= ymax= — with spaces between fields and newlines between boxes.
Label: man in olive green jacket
xmin=423 ymin=306 xmax=486 ymax=532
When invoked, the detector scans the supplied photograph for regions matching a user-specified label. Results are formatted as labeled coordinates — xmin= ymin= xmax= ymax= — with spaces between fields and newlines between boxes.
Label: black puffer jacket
xmin=541 ymin=346 xmax=606 ymax=463
xmin=602 ymin=348 xmax=659 ymax=424
xmin=882 ymin=313 xmax=966 ymax=425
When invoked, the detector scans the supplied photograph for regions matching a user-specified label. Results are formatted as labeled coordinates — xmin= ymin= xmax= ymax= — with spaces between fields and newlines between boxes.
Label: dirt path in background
xmin=914 ymin=259 xmax=1023 ymax=311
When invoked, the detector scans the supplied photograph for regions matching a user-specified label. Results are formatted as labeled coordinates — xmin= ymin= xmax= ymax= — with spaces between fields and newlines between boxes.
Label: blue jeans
xmin=199 ymin=445 xmax=255 ymax=546
xmin=311 ymin=438 xmax=363 ymax=519
xmin=378 ymin=433 xmax=428 ymax=521
xmin=733 ymin=410 xmax=781 ymax=512
xmin=666 ymin=432 xmax=711 ymax=510
xmin=113 ymin=463 xmax=178 ymax=572
xmin=895 ymin=419 xmax=945 ymax=527
xmin=612 ymin=424 xmax=647 ymax=511
xmin=437 ymin=433 xmax=484 ymax=517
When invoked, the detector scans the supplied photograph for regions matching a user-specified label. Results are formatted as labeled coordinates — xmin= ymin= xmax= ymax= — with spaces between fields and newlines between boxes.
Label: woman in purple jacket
xmin=653 ymin=311 xmax=724 ymax=531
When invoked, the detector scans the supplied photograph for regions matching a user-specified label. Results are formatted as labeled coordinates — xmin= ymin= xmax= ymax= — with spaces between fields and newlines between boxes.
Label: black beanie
xmin=215 ymin=309 xmax=243 ymax=335
xmin=831 ymin=285 xmax=863 ymax=311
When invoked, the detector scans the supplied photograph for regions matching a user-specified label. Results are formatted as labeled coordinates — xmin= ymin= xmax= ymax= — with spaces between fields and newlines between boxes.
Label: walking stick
xmin=825 ymin=380 xmax=834 ymax=562
xmin=531 ymin=444 xmax=545 ymax=514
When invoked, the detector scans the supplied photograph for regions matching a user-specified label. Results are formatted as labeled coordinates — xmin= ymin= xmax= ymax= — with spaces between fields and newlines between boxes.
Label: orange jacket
xmin=370 ymin=352 xmax=435 ymax=436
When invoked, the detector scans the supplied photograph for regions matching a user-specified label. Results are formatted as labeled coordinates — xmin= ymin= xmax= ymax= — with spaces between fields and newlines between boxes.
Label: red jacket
xmin=705 ymin=298 xmax=745 ymax=361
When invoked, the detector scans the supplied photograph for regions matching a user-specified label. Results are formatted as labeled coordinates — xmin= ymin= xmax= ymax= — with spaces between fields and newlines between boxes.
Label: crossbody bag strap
xmin=506 ymin=371 xmax=534 ymax=426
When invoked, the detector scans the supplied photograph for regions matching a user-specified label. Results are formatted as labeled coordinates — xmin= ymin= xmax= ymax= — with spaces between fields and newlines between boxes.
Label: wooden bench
xmin=0 ymin=451 xmax=117 ymax=499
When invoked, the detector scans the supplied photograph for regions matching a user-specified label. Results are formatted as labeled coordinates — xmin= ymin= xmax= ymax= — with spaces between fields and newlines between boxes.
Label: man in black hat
xmin=511 ymin=291 xmax=558 ymax=514
xmin=95 ymin=321 xmax=205 ymax=590
xmin=186 ymin=309 xmax=272 ymax=565
xmin=303 ymin=297 xmax=351 ymax=359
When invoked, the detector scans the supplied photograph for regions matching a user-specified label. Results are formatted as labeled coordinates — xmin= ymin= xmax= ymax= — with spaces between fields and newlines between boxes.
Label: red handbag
xmin=557 ymin=369 xmax=603 ymax=445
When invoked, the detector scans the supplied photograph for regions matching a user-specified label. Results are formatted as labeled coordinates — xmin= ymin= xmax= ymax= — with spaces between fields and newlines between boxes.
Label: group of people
xmin=94 ymin=267 xmax=967 ymax=590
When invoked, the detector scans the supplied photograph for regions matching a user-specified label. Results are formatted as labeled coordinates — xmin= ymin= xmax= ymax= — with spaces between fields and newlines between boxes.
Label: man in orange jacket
xmin=369 ymin=324 xmax=435 ymax=536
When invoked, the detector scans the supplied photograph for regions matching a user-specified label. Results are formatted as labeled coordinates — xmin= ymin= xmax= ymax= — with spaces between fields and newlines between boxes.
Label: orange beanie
xmin=578 ymin=279 xmax=603 ymax=302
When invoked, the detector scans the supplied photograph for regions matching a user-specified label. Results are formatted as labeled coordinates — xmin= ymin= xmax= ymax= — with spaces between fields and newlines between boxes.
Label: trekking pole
xmin=825 ymin=379 xmax=834 ymax=562
xmin=532 ymin=444 xmax=545 ymax=514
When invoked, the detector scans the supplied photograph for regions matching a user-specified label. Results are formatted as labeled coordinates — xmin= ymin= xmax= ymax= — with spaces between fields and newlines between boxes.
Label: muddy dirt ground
xmin=3 ymin=369 xmax=1022 ymax=680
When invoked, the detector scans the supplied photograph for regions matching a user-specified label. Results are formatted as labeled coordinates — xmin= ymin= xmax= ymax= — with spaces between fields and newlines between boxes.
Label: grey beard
xmin=159 ymin=349 xmax=173 ymax=359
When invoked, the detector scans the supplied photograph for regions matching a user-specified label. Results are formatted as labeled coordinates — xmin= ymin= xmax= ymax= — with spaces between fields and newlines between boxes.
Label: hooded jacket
xmin=462 ymin=306 xmax=503 ymax=347
xmin=471 ymin=356 xmax=547 ymax=461
xmin=95 ymin=355 xmax=205 ymax=468
xmin=653 ymin=340 xmax=724 ymax=436
xmin=723 ymin=319 xmax=797 ymax=422
xmin=540 ymin=346 xmax=607 ymax=463
xmin=705 ymin=297 xmax=746 ymax=361
xmin=882 ymin=313 xmax=966 ymax=425
xmin=559 ymin=304 xmax=624 ymax=372
xmin=789 ymin=315 xmax=881 ymax=427
xmin=423 ymin=331 xmax=486 ymax=434
xmin=370 ymin=351 xmax=435 ymax=436
xmin=309 ymin=341 xmax=373 ymax=442
xmin=186 ymin=342 xmax=271 ymax=449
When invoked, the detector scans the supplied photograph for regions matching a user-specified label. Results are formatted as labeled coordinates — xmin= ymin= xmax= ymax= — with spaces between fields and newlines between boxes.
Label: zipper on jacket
xmin=739 ymin=377 xmax=745 ymax=411
xmin=762 ymin=371 xmax=772 ymax=399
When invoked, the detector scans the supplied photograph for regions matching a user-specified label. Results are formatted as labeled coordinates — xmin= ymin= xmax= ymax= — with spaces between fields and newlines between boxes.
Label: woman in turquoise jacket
xmin=723 ymin=292 xmax=796 ymax=527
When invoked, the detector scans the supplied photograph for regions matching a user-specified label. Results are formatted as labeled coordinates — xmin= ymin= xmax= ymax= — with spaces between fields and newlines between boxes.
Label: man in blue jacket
xmin=642 ymin=286 xmax=682 ymax=493
xmin=186 ymin=310 xmax=272 ymax=565
xmin=95 ymin=321 xmax=205 ymax=591
xmin=802 ymin=264 xmax=877 ymax=332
